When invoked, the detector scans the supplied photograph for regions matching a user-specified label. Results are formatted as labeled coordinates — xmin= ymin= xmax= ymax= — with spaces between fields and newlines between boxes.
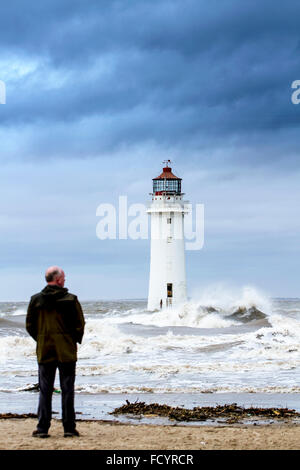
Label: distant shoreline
xmin=1 ymin=297 xmax=300 ymax=304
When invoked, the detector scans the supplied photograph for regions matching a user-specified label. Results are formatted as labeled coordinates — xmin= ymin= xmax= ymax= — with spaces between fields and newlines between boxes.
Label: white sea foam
xmin=76 ymin=356 xmax=299 ymax=377
xmin=111 ymin=306 xmax=237 ymax=328
xmin=80 ymin=322 xmax=201 ymax=358
xmin=103 ymin=285 xmax=272 ymax=329
xmin=10 ymin=308 xmax=27 ymax=316
xmin=0 ymin=336 xmax=35 ymax=363
xmin=73 ymin=384 xmax=300 ymax=394
xmin=190 ymin=284 xmax=272 ymax=314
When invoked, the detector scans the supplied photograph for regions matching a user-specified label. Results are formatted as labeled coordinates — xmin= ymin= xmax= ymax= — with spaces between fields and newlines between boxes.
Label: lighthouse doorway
xmin=166 ymin=283 xmax=173 ymax=307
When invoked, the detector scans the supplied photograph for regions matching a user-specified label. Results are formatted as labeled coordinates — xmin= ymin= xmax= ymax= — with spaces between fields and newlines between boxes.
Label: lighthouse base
xmin=147 ymin=281 xmax=187 ymax=311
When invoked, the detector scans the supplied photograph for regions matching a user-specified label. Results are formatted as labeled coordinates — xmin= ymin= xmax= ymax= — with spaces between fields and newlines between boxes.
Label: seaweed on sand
xmin=111 ymin=401 xmax=300 ymax=423
xmin=0 ymin=413 xmax=37 ymax=419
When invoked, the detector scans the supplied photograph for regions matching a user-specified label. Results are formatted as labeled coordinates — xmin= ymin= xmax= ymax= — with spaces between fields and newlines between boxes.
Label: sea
xmin=0 ymin=286 xmax=299 ymax=425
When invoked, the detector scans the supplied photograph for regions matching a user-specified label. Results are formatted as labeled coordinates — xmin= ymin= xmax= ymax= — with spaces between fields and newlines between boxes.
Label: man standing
xmin=26 ymin=266 xmax=85 ymax=438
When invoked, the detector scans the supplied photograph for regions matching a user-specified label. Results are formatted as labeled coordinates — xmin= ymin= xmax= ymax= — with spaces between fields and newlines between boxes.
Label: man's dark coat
xmin=26 ymin=285 xmax=85 ymax=364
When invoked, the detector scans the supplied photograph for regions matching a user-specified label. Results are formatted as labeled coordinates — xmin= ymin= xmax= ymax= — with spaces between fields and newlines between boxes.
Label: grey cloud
xmin=0 ymin=0 xmax=299 ymax=168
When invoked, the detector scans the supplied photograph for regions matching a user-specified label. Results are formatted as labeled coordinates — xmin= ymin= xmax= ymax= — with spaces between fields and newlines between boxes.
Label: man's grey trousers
xmin=37 ymin=361 xmax=76 ymax=433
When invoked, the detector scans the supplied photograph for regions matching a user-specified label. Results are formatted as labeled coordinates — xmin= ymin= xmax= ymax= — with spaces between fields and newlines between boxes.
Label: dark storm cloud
xmin=0 ymin=0 xmax=300 ymax=164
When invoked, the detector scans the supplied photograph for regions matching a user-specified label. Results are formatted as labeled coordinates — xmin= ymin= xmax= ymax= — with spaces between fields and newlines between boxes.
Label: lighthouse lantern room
xmin=147 ymin=161 xmax=188 ymax=311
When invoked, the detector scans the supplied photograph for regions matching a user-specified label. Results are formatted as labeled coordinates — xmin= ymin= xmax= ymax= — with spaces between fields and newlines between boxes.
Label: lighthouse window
xmin=167 ymin=236 xmax=172 ymax=243
xmin=153 ymin=179 xmax=181 ymax=194
xmin=166 ymin=180 xmax=180 ymax=192
xmin=167 ymin=218 xmax=172 ymax=224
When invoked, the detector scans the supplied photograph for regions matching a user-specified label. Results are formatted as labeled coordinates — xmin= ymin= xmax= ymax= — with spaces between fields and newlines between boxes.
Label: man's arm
xmin=26 ymin=298 xmax=38 ymax=341
xmin=74 ymin=298 xmax=85 ymax=344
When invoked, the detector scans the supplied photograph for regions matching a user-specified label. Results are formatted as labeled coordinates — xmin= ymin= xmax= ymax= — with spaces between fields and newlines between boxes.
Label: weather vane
xmin=163 ymin=159 xmax=172 ymax=167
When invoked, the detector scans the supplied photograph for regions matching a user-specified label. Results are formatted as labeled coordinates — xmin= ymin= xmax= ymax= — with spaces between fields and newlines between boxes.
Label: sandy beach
xmin=0 ymin=418 xmax=299 ymax=450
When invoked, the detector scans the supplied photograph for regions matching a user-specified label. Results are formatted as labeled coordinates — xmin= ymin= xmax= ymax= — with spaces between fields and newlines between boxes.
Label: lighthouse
xmin=147 ymin=161 xmax=188 ymax=311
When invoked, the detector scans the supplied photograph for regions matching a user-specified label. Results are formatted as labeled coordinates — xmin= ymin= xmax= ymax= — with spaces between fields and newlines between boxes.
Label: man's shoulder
xmin=60 ymin=292 xmax=78 ymax=301
xmin=29 ymin=292 xmax=43 ymax=302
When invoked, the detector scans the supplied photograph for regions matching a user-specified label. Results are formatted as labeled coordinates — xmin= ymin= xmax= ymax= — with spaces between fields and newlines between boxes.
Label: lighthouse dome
xmin=152 ymin=164 xmax=182 ymax=195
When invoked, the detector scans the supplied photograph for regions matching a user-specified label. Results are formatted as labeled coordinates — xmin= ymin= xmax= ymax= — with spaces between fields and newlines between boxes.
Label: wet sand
xmin=0 ymin=418 xmax=299 ymax=450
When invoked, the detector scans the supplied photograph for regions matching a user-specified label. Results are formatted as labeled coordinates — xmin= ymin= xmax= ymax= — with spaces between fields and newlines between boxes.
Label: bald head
xmin=45 ymin=266 xmax=65 ymax=287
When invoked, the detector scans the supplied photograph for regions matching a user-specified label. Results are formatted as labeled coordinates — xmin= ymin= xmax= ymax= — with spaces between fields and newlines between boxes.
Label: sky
xmin=0 ymin=0 xmax=299 ymax=301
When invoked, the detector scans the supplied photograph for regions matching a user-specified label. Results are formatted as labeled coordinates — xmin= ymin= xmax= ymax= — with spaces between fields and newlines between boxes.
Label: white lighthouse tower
xmin=147 ymin=161 xmax=188 ymax=311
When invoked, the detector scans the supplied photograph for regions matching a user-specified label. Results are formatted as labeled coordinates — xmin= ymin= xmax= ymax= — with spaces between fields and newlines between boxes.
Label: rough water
xmin=0 ymin=286 xmax=299 ymax=420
